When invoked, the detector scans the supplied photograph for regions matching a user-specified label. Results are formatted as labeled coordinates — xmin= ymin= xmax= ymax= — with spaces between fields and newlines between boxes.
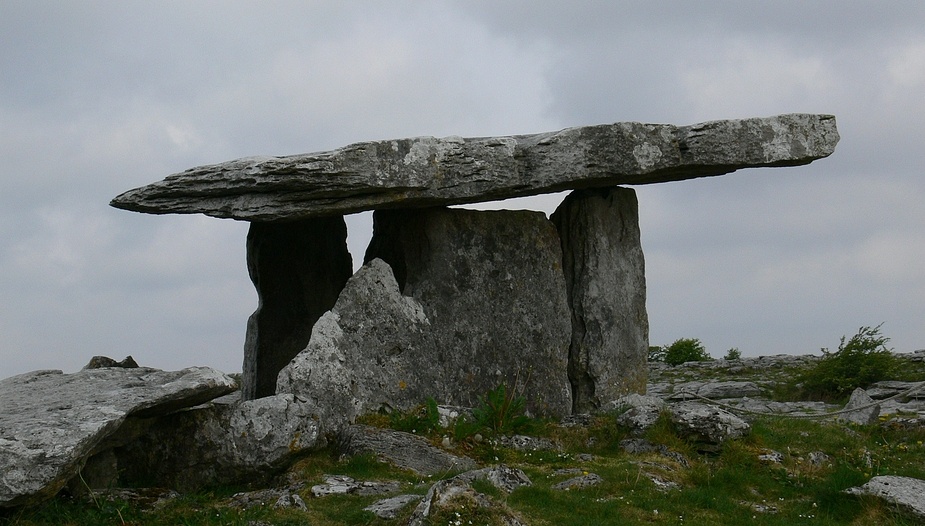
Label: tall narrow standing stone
xmin=242 ymin=217 xmax=352 ymax=399
xmin=552 ymin=187 xmax=648 ymax=413
xmin=365 ymin=207 xmax=572 ymax=417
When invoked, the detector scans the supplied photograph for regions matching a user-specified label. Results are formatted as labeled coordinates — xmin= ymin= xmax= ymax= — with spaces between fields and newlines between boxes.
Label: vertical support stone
xmin=364 ymin=207 xmax=572 ymax=417
xmin=551 ymin=187 xmax=648 ymax=413
xmin=242 ymin=217 xmax=352 ymax=400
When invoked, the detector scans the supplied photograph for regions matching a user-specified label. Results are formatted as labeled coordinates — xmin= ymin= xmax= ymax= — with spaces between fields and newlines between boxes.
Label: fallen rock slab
xmin=0 ymin=367 xmax=236 ymax=508
xmin=111 ymin=114 xmax=839 ymax=221
xmin=338 ymin=425 xmax=476 ymax=476
xmin=845 ymin=476 xmax=925 ymax=519
xmin=364 ymin=494 xmax=422 ymax=520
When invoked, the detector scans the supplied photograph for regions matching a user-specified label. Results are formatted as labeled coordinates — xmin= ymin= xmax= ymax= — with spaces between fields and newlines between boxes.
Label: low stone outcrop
xmin=111 ymin=393 xmax=324 ymax=490
xmin=408 ymin=466 xmax=530 ymax=526
xmin=111 ymin=114 xmax=838 ymax=221
xmin=552 ymin=187 xmax=648 ymax=412
xmin=364 ymin=207 xmax=572 ymax=416
xmin=0 ymin=367 xmax=236 ymax=508
xmin=845 ymin=476 xmax=925 ymax=519
xmin=337 ymin=425 xmax=476 ymax=476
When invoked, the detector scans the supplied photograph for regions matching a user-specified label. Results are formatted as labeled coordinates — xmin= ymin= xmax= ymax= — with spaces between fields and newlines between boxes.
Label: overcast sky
xmin=2 ymin=1 xmax=923 ymax=378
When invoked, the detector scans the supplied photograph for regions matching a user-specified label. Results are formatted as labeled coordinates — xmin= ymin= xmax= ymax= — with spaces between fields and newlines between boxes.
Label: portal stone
xmin=552 ymin=187 xmax=648 ymax=412
xmin=365 ymin=207 xmax=572 ymax=416
xmin=242 ymin=217 xmax=352 ymax=399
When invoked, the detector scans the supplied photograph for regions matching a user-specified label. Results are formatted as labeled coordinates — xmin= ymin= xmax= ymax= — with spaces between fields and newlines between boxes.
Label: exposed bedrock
xmin=110 ymin=114 xmax=839 ymax=221
xmin=242 ymin=216 xmax=352 ymax=399
xmin=551 ymin=187 xmax=648 ymax=413
xmin=364 ymin=207 xmax=573 ymax=416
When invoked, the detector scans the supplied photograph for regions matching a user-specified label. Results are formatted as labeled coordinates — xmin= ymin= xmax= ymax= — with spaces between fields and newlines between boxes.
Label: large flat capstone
xmin=0 ymin=367 xmax=237 ymax=508
xmin=110 ymin=114 xmax=838 ymax=221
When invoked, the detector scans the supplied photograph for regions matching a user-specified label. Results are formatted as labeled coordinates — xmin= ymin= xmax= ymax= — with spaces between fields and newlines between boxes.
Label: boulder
xmin=667 ymin=402 xmax=750 ymax=450
xmin=111 ymin=114 xmax=839 ymax=221
xmin=552 ymin=187 xmax=648 ymax=412
xmin=276 ymin=258 xmax=432 ymax=429
xmin=242 ymin=217 xmax=353 ymax=399
xmin=337 ymin=424 xmax=476 ymax=476
xmin=839 ymin=387 xmax=880 ymax=425
xmin=364 ymin=207 xmax=572 ymax=416
xmin=845 ymin=476 xmax=925 ymax=519
xmin=110 ymin=393 xmax=324 ymax=491
xmin=0 ymin=367 xmax=236 ymax=508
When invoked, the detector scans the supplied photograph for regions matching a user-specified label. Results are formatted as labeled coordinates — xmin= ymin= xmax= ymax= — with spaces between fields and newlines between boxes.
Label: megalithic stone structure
xmin=111 ymin=114 xmax=838 ymax=409
xmin=111 ymin=114 xmax=838 ymax=221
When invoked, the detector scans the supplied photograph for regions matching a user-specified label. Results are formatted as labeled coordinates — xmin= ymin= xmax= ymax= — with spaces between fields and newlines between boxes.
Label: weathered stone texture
xmin=111 ymin=394 xmax=323 ymax=490
xmin=338 ymin=425 xmax=476 ymax=476
xmin=0 ymin=367 xmax=236 ymax=508
xmin=365 ymin=207 xmax=572 ymax=416
xmin=242 ymin=216 xmax=352 ymax=399
xmin=552 ymin=187 xmax=648 ymax=412
xmin=276 ymin=258 xmax=432 ymax=430
xmin=111 ymin=114 xmax=839 ymax=221
xmin=845 ymin=476 xmax=925 ymax=519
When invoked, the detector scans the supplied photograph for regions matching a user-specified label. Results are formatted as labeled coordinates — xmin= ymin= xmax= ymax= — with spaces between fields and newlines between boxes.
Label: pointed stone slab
xmin=111 ymin=113 xmax=838 ymax=221
xmin=0 ymin=367 xmax=236 ymax=508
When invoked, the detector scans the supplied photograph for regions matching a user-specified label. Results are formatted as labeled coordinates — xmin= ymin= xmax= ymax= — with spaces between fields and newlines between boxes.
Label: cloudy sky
xmin=2 ymin=1 xmax=923 ymax=379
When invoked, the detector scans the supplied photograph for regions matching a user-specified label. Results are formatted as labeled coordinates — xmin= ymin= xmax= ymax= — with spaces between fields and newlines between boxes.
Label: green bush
xmin=663 ymin=338 xmax=712 ymax=366
xmin=724 ymin=347 xmax=742 ymax=360
xmin=797 ymin=324 xmax=899 ymax=401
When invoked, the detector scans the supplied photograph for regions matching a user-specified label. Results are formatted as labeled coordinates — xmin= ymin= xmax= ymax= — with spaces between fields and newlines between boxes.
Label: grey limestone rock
xmin=242 ymin=217 xmax=352 ymax=399
xmin=608 ymin=393 xmax=666 ymax=433
xmin=112 ymin=393 xmax=324 ymax=491
xmin=276 ymin=258 xmax=432 ymax=430
xmin=337 ymin=425 xmax=476 ymax=476
xmin=83 ymin=355 xmax=139 ymax=369
xmin=0 ymin=367 xmax=236 ymax=508
xmin=845 ymin=475 xmax=925 ymax=519
xmin=408 ymin=466 xmax=530 ymax=526
xmin=667 ymin=402 xmax=750 ymax=448
xmin=364 ymin=494 xmax=423 ymax=519
xmin=670 ymin=381 xmax=762 ymax=400
xmin=552 ymin=187 xmax=648 ymax=412
xmin=310 ymin=475 xmax=401 ymax=497
xmin=364 ymin=207 xmax=572 ymax=417
xmin=839 ymin=387 xmax=880 ymax=425
xmin=111 ymin=114 xmax=839 ymax=221
xmin=551 ymin=473 xmax=603 ymax=491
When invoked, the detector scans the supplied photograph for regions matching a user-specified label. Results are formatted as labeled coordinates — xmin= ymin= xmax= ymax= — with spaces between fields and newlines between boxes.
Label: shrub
xmin=663 ymin=338 xmax=712 ymax=366
xmin=724 ymin=347 xmax=742 ymax=361
xmin=797 ymin=324 xmax=898 ymax=401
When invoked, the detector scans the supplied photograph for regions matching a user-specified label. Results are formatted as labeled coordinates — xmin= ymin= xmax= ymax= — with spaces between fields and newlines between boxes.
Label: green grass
xmin=5 ymin=358 xmax=925 ymax=526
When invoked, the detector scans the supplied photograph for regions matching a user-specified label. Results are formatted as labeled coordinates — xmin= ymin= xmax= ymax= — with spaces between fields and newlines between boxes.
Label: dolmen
xmin=109 ymin=114 xmax=839 ymax=421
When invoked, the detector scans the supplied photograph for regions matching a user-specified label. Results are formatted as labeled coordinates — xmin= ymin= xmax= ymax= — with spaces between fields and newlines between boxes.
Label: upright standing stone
xmin=365 ymin=207 xmax=572 ymax=416
xmin=552 ymin=187 xmax=648 ymax=412
xmin=242 ymin=217 xmax=352 ymax=399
